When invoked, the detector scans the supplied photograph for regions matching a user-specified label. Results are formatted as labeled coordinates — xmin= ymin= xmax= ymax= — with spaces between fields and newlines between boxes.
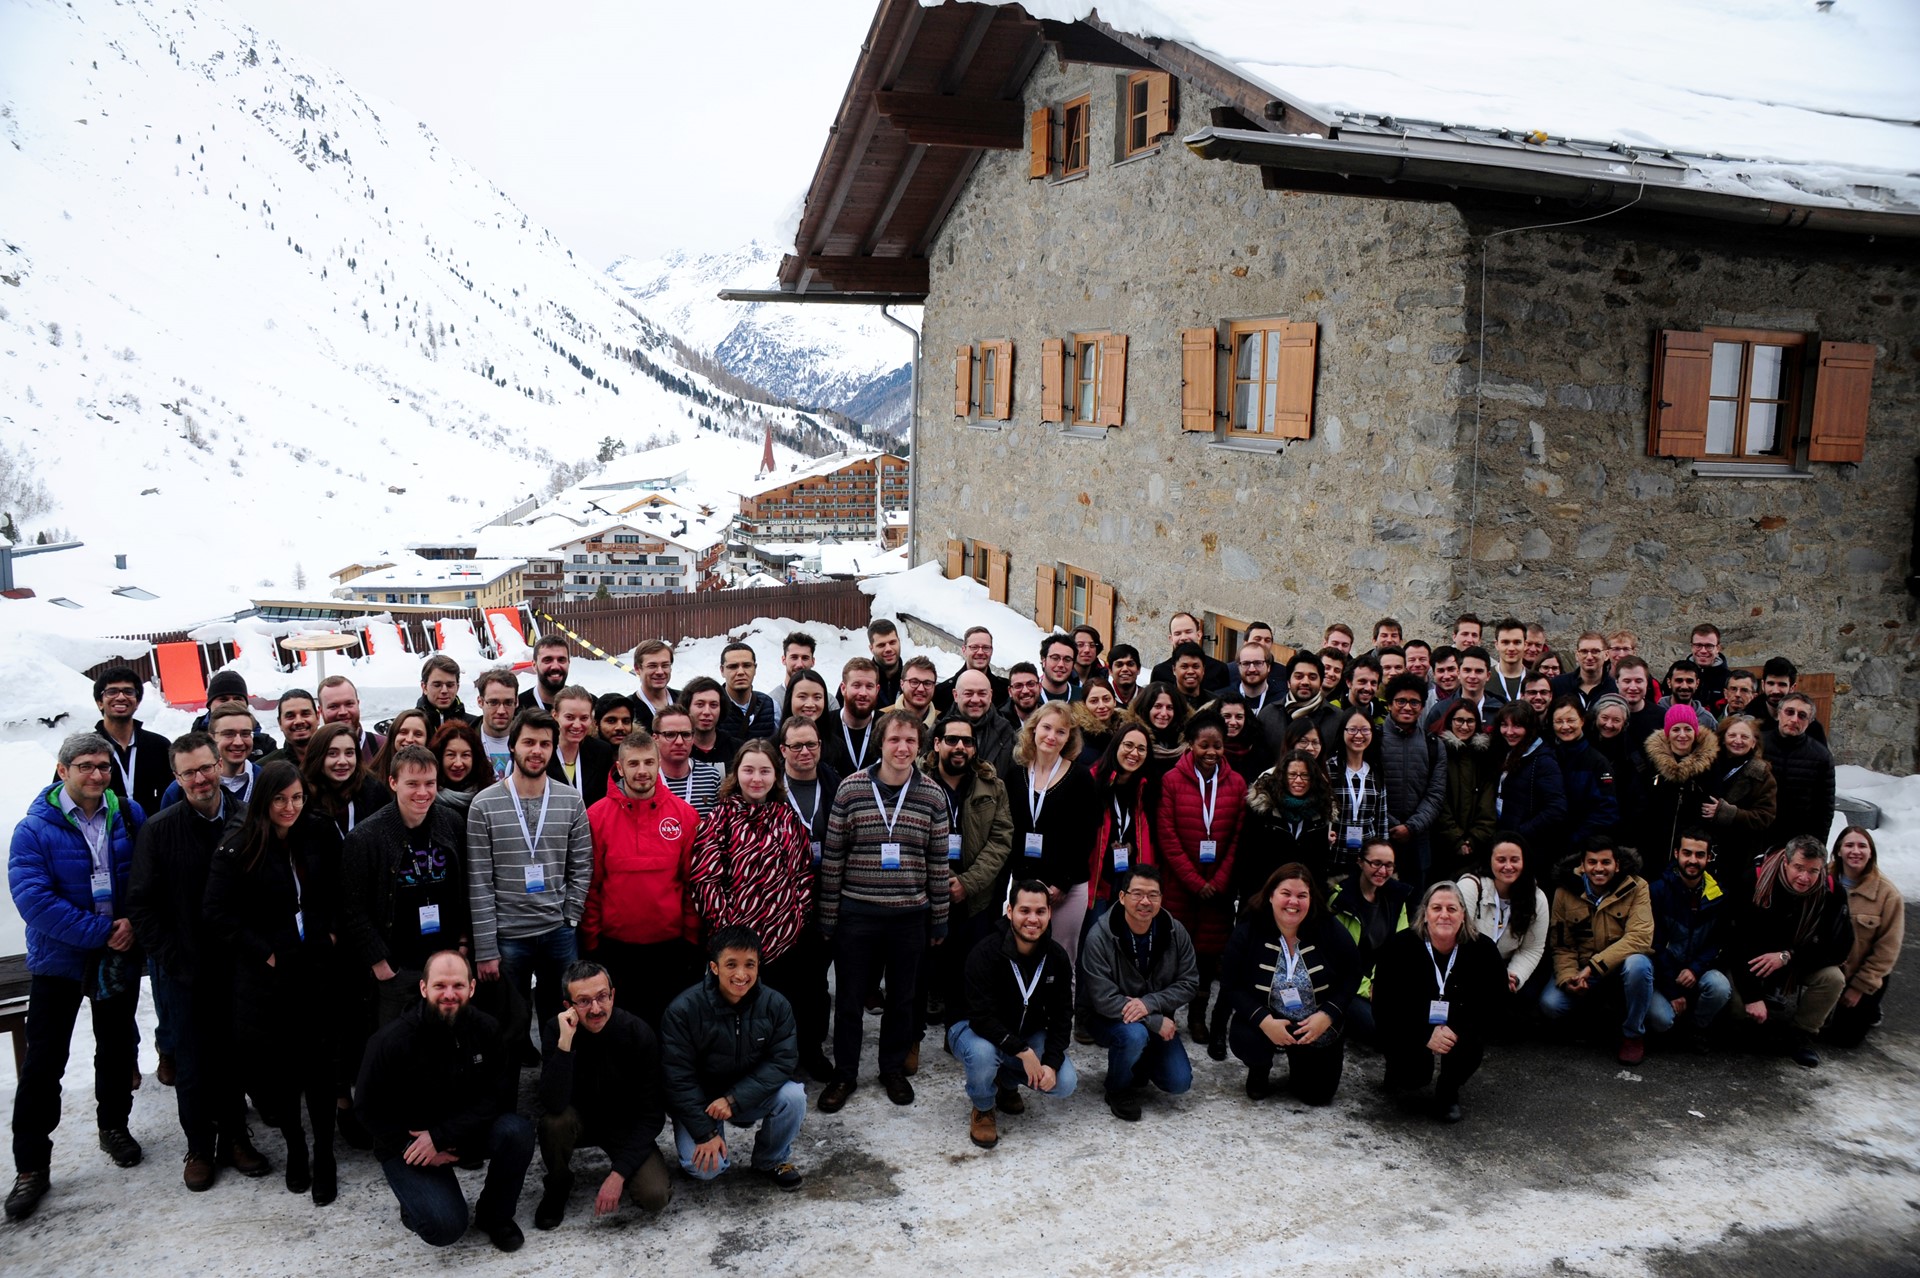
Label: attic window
xmin=1062 ymin=96 xmax=1091 ymax=175
xmin=111 ymin=586 xmax=159 ymax=601
xmin=1122 ymin=71 xmax=1174 ymax=157
xmin=49 ymin=597 xmax=82 ymax=609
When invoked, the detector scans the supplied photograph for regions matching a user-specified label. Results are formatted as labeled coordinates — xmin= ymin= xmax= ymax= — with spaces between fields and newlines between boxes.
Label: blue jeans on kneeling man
xmin=1537 ymin=952 xmax=1656 ymax=1037
xmin=672 ymin=1079 xmax=807 ymax=1179
xmin=947 ymin=1020 xmax=1078 ymax=1111
xmin=1086 ymin=1015 xmax=1192 ymax=1095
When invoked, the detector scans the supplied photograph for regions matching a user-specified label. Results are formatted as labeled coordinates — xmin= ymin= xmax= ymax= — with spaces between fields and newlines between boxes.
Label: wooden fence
xmin=84 ymin=583 xmax=873 ymax=689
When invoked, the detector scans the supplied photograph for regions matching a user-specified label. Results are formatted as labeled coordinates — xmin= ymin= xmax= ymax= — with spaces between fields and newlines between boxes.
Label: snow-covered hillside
xmin=608 ymin=240 xmax=914 ymax=435
xmin=0 ymin=0 xmax=843 ymax=629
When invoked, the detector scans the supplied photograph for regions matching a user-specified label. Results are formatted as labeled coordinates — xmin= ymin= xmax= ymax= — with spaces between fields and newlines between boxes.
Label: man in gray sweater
xmin=468 ymin=710 xmax=593 ymax=1056
xmin=1076 ymin=865 xmax=1200 ymax=1121
xmin=1379 ymin=674 xmax=1448 ymax=893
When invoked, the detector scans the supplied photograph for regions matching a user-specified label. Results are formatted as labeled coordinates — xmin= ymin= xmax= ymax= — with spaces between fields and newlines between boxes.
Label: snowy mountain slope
xmin=607 ymin=240 xmax=915 ymax=434
xmin=0 ymin=0 xmax=838 ymax=630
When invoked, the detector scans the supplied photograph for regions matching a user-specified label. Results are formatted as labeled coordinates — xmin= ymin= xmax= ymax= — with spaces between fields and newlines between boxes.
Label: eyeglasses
xmin=175 ymin=763 xmax=219 ymax=781
xmin=1122 ymin=889 xmax=1162 ymax=902
xmin=1779 ymin=709 xmax=1811 ymax=720
xmin=938 ymin=735 xmax=974 ymax=746
xmin=69 ymin=761 xmax=114 ymax=774
xmin=1344 ymin=726 xmax=1371 ymax=736
xmin=481 ymin=697 xmax=518 ymax=709
xmin=656 ymin=729 xmax=693 ymax=739
xmin=782 ymin=741 xmax=820 ymax=751
xmin=904 ymin=678 xmax=936 ymax=690
xmin=568 ymin=992 xmax=613 ymax=1009
xmin=1390 ymin=696 xmax=1423 ymax=708
xmin=214 ymin=729 xmax=253 ymax=741
xmin=1362 ymin=859 xmax=1397 ymax=872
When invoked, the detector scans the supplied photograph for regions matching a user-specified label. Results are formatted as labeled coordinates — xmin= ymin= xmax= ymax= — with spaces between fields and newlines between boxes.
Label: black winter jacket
xmin=1239 ymin=768 xmax=1336 ymax=894
xmin=1370 ymin=929 xmax=1507 ymax=1052
xmin=538 ymin=1006 xmax=665 ymax=1180
xmin=336 ymin=799 xmax=471 ymax=970
xmin=1725 ymin=877 xmax=1852 ymax=1003
xmin=356 ymin=1000 xmax=517 ymax=1163
xmin=128 ymin=790 xmax=242 ymax=982
xmin=1760 ymin=729 xmax=1836 ymax=848
xmin=961 ymin=918 xmax=1073 ymax=1068
xmin=1220 ymin=908 xmax=1362 ymax=1032
xmin=658 ymin=975 xmax=798 ymax=1143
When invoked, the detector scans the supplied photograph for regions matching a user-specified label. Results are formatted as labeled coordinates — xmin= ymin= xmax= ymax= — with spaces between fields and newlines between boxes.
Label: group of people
xmin=5 ymin=609 xmax=1903 ymax=1248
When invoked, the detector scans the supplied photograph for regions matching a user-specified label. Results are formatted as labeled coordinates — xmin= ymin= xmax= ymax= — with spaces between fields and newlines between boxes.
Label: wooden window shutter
xmin=1807 ymin=341 xmax=1875 ymax=464
xmin=1274 ymin=321 xmax=1318 ymax=439
xmin=1097 ymin=333 xmax=1129 ymax=427
xmin=1039 ymin=338 xmax=1065 ymax=424
xmin=1088 ymin=579 xmax=1116 ymax=647
xmin=1180 ymin=326 xmax=1216 ymax=432
xmin=953 ymin=344 xmax=973 ymax=418
xmin=945 ymin=539 xmax=964 ymax=580
xmin=1028 ymin=107 xmax=1052 ymax=179
xmin=1034 ymin=563 xmax=1056 ymax=631
xmin=991 ymin=340 xmax=1015 ymax=419
xmin=988 ymin=549 xmax=1009 ymax=604
xmin=1146 ymin=72 xmax=1173 ymax=141
xmin=1646 ymin=329 xmax=1712 ymax=458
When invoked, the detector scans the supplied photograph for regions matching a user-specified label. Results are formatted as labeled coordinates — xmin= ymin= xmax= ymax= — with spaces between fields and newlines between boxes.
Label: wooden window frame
xmin=970 ymin=339 xmax=1013 ymax=421
xmin=1070 ymin=332 xmax=1105 ymax=426
xmin=1052 ymin=562 xmax=1101 ymax=633
xmin=1225 ymin=318 xmax=1316 ymax=440
xmin=1700 ymin=327 xmax=1807 ymax=465
xmin=1203 ymin=611 xmax=1252 ymax=663
xmin=1121 ymin=71 xmax=1172 ymax=158
xmin=1061 ymin=95 xmax=1091 ymax=177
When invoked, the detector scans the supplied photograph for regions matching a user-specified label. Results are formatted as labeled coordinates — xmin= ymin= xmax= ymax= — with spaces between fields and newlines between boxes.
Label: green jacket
xmin=919 ymin=756 xmax=1014 ymax=917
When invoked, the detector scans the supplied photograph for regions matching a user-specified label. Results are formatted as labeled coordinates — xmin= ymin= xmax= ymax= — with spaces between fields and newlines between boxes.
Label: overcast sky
xmin=225 ymin=0 xmax=878 ymax=269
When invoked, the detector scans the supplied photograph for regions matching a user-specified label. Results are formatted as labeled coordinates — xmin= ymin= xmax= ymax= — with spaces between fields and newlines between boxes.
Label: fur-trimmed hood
xmin=1642 ymin=727 xmax=1721 ymax=783
xmin=1244 ymin=766 xmax=1332 ymax=821
xmin=1441 ymin=730 xmax=1492 ymax=757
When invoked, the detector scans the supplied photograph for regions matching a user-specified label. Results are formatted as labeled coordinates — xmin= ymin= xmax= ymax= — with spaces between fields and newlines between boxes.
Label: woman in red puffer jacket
xmin=1153 ymin=711 xmax=1246 ymax=1058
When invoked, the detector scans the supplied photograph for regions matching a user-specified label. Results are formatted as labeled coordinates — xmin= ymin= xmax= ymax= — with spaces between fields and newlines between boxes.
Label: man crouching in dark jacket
xmin=356 ymin=951 xmax=533 ymax=1251
xmin=659 ymin=925 xmax=806 ymax=1189
xmin=1724 ymin=835 xmax=1852 ymax=1068
xmin=948 ymin=880 xmax=1078 ymax=1150
xmin=535 ymin=959 xmax=669 ymax=1229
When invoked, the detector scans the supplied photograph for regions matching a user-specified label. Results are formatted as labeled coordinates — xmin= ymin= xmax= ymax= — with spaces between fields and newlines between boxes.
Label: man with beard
xmin=822 ymin=658 xmax=883 ymax=778
xmin=534 ymin=960 xmax=670 ymax=1229
xmin=519 ymin=636 xmax=572 ymax=713
xmin=1255 ymin=651 xmax=1340 ymax=752
xmin=468 ymin=711 xmax=593 ymax=1060
xmin=357 ymin=951 xmax=533 ymax=1251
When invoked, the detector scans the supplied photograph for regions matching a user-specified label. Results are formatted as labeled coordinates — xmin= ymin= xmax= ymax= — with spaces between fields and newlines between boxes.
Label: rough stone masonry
xmin=912 ymin=48 xmax=1920 ymax=771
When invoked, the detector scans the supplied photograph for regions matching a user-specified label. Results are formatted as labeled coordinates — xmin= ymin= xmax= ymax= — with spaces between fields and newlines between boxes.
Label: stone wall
xmin=1461 ymin=216 xmax=1920 ymax=770
xmin=911 ymin=48 xmax=1920 ymax=769
xmin=915 ymin=53 xmax=1473 ymax=645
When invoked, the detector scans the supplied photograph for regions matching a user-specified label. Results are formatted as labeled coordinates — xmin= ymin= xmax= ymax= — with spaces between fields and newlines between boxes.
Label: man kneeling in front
xmin=535 ymin=960 xmax=671 ymax=1229
xmin=659 ymin=925 xmax=806 ymax=1189
xmin=950 ymin=879 xmax=1077 ymax=1149
xmin=356 ymin=950 xmax=534 ymax=1251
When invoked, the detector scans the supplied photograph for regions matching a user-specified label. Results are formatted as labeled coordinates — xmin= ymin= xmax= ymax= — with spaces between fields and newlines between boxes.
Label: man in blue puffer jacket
xmin=6 ymin=732 xmax=148 ymax=1221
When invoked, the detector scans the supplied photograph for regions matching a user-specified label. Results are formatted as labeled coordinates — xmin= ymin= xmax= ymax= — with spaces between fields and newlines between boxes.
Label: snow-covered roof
xmin=339 ymin=557 xmax=525 ymax=592
xmin=1004 ymin=0 xmax=1920 ymax=218
xmin=738 ymin=448 xmax=900 ymax=500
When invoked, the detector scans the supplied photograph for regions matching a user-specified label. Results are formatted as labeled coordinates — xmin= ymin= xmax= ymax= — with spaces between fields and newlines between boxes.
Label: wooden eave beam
xmin=873 ymin=91 xmax=1025 ymax=149
xmin=799 ymin=255 xmax=930 ymax=294
xmin=1037 ymin=19 xmax=1156 ymax=68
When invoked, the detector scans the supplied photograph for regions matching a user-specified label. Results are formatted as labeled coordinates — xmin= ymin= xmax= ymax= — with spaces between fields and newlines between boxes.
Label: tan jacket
xmin=1844 ymin=869 xmax=1905 ymax=997
xmin=1549 ymin=872 xmax=1653 ymax=986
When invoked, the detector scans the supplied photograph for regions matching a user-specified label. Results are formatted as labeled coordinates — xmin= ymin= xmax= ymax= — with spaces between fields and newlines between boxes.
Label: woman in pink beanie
xmin=1637 ymin=702 xmax=1719 ymax=873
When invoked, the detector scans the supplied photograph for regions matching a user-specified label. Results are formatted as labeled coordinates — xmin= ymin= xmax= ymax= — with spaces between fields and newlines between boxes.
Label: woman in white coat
xmin=1454 ymin=833 xmax=1550 ymax=1027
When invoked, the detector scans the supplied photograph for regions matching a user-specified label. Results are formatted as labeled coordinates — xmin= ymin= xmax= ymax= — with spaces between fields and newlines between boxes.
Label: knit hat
xmin=1590 ymin=693 xmax=1628 ymax=719
xmin=206 ymin=669 xmax=249 ymax=702
xmin=1663 ymin=703 xmax=1699 ymax=733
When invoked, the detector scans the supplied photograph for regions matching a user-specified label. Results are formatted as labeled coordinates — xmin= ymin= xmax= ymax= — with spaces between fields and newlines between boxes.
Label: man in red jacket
xmin=583 ymin=732 xmax=701 ymax=1032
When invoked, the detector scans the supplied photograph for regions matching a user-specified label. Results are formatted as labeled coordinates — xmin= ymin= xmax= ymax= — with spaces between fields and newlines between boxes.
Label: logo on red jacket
xmin=659 ymin=817 xmax=682 ymax=840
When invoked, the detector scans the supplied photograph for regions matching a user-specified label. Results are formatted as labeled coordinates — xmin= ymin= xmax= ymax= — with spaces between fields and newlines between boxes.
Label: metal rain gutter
xmin=1184 ymin=126 xmax=1920 ymax=238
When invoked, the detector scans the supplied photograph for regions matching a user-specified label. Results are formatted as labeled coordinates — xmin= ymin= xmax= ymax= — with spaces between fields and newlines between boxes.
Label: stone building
xmin=747 ymin=1 xmax=1920 ymax=768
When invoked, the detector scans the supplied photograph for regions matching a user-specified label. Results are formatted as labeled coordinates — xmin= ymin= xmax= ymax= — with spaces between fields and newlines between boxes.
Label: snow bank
xmin=864 ymin=562 xmax=1050 ymax=669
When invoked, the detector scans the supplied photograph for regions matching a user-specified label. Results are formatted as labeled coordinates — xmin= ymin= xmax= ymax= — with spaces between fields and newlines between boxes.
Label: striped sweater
xmin=466 ymin=777 xmax=593 ymax=962
xmin=819 ymin=767 xmax=950 ymax=938
xmin=689 ymin=796 xmax=814 ymax=962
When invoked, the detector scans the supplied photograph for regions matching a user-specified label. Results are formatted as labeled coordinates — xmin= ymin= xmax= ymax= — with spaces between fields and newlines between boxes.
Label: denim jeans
xmin=381 ymin=1112 xmax=535 ymax=1246
xmin=497 ymin=926 xmax=577 ymax=1048
xmin=1646 ymin=969 xmax=1734 ymax=1033
xmin=148 ymin=956 xmax=179 ymax=1055
xmin=671 ymin=1080 xmax=807 ymax=1178
xmin=1086 ymin=1015 xmax=1192 ymax=1095
xmin=1537 ymin=951 xmax=1656 ymax=1037
xmin=947 ymin=1020 xmax=1078 ymax=1111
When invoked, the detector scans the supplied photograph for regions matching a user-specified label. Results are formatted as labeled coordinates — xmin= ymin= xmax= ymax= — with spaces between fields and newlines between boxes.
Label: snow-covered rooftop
xmin=994 ymin=0 xmax=1920 ymax=213
xmin=338 ymin=556 xmax=525 ymax=592
xmin=738 ymin=447 xmax=897 ymax=500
